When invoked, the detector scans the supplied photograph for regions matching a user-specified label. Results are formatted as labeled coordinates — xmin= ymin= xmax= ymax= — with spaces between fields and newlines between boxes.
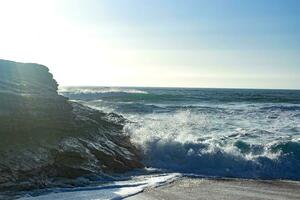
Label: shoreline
xmin=125 ymin=176 xmax=300 ymax=200
xmin=10 ymin=174 xmax=300 ymax=200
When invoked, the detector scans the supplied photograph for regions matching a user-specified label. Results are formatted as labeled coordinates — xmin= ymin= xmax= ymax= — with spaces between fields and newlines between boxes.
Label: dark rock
xmin=0 ymin=59 xmax=143 ymax=194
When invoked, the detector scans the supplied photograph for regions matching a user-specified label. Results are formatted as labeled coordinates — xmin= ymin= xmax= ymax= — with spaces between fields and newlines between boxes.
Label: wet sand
xmin=126 ymin=177 xmax=300 ymax=200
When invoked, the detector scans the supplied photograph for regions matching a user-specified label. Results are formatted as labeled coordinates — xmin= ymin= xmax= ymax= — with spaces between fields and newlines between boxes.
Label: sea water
xmin=60 ymin=87 xmax=300 ymax=180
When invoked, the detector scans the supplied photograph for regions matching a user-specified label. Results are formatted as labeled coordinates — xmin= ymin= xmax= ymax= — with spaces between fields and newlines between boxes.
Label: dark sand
xmin=126 ymin=177 xmax=300 ymax=200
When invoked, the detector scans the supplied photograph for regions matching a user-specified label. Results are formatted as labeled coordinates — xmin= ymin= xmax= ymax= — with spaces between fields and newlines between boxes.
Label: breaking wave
xmin=125 ymin=110 xmax=300 ymax=180
xmin=59 ymin=86 xmax=148 ymax=94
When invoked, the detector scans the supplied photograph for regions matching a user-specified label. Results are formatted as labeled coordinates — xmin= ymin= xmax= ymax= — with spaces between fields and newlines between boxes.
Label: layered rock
xmin=0 ymin=59 xmax=143 ymax=194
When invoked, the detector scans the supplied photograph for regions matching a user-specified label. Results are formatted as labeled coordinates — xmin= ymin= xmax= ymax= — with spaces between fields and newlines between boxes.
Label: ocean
xmin=60 ymin=87 xmax=300 ymax=180
xmin=18 ymin=87 xmax=300 ymax=200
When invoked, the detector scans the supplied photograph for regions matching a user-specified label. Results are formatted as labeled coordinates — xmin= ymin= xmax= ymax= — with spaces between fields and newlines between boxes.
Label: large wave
xmin=125 ymin=109 xmax=300 ymax=180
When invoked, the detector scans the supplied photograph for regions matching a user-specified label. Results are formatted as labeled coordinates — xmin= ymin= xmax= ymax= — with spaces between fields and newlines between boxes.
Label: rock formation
xmin=0 ymin=59 xmax=143 ymax=194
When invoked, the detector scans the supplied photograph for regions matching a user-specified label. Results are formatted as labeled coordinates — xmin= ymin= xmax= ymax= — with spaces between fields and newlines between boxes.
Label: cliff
xmin=0 ymin=60 xmax=143 ymax=194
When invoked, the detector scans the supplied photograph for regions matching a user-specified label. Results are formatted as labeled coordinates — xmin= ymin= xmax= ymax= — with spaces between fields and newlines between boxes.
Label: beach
xmin=1 ymin=0 xmax=300 ymax=199
xmin=126 ymin=177 xmax=300 ymax=200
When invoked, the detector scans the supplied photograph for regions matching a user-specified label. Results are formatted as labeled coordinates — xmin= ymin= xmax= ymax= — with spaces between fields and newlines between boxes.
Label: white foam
xmin=59 ymin=87 xmax=148 ymax=94
xmin=19 ymin=173 xmax=180 ymax=200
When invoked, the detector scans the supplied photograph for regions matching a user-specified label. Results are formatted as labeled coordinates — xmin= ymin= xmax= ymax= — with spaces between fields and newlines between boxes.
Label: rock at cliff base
xmin=0 ymin=59 xmax=143 ymax=194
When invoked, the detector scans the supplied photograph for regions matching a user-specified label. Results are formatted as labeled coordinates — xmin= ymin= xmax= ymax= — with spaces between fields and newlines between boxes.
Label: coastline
xmin=9 ymin=174 xmax=300 ymax=200
xmin=126 ymin=176 xmax=300 ymax=200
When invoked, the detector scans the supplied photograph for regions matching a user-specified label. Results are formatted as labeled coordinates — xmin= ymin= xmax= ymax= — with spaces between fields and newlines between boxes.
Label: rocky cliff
xmin=0 ymin=60 xmax=143 ymax=195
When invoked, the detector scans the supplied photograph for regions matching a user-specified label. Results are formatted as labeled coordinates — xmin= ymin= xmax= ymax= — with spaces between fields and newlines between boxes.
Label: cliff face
xmin=0 ymin=60 xmax=73 ymax=148
xmin=0 ymin=60 xmax=142 ymax=193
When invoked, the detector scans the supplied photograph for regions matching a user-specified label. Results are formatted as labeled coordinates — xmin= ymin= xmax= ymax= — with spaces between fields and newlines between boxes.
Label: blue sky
xmin=0 ymin=0 xmax=299 ymax=88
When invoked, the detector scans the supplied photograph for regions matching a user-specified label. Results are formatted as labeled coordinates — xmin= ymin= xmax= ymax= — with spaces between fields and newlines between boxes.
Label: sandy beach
xmin=126 ymin=177 xmax=300 ymax=200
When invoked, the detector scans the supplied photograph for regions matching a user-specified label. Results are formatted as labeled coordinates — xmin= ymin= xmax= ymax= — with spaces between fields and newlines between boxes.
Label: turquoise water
xmin=61 ymin=87 xmax=300 ymax=180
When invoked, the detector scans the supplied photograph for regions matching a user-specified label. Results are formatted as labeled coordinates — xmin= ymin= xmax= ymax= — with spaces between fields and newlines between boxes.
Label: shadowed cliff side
xmin=0 ymin=59 xmax=143 ymax=194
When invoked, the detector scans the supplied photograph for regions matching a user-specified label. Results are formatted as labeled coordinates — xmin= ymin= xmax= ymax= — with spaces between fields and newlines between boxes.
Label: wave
xmin=125 ymin=110 xmax=300 ymax=180
xmin=260 ymin=105 xmax=300 ymax=111
xmin=59 ymin=87 xmax=150 ymax=102
xmin=59 ymin=87 xmax=148 ymax=95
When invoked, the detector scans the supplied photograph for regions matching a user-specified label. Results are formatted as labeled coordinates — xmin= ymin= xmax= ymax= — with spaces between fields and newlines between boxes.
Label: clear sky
xmin=0 ymin=0 xmax=299 ymax=89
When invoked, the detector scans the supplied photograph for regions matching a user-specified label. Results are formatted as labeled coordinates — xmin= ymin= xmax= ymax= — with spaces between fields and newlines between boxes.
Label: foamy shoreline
xmin=10 ymin=175 xmax=300 ymax=200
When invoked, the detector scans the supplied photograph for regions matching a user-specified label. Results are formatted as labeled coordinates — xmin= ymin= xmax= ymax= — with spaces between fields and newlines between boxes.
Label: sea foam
xmin=19 ymin=173 xmax=180 ymax=200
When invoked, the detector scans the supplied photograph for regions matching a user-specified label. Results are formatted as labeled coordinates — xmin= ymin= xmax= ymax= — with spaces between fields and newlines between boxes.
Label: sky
xmin=0 ymin=0 xmax=300 ymax=89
